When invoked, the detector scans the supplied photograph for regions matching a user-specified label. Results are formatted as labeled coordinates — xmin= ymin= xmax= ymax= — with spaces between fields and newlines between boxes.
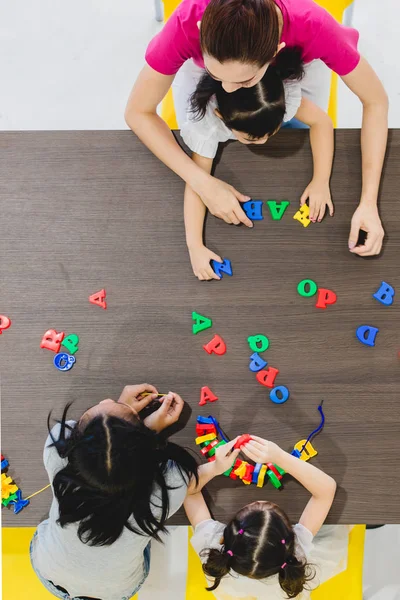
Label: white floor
xmin=1 ymin=1 xmax=399 ymax=598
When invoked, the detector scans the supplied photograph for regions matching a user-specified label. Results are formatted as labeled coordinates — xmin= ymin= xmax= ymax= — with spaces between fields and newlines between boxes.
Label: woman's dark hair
xmin=201 ymin=0 xmax=280 ymax=66
xmin=202 ymin=502 xmax=315 ymax=598
xmin=47 ymin=402 xmax=198 ymax=546
xmin=191 ymin=48 xmax=304 ymax=140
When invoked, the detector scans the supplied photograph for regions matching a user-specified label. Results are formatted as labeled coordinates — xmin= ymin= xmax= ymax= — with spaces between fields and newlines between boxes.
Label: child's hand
xmin=300 ymin=180 xmax=334 ymax=223
xmin=143 ymin=392 xmax=184 ymax=433
xmin=241 ymin=435 xmax=281 ymax=465
xmin=117 ymin=383 xmax=159 ymax=413
xmin=213 ymin=438 xmax=241 ymax=475
xmin=189 ymin=245 xmax=223 ymax=281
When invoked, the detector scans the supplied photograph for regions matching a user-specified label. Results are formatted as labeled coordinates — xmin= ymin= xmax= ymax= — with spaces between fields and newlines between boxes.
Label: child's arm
xmin=294 ymin=97 xmax=334 ymax=224
xmin=242 ymin=436 xmax=336 ymax=537
xmin=184 ymin=491 xmax=212 ymax=528
xmin=184 ymin=153 xmax=224 ymax=281
xmin=186 ymin=438 xmax=240 ymax=495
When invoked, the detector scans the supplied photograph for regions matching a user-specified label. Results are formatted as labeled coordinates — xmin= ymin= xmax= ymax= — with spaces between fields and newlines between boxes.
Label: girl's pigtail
xmin=202 ymin=547 xmax=233 ymax=591
xmin=279 ymin=553 xmax=315 ymax=599
xmin=190 ymin=73 xmax=221 ymax=120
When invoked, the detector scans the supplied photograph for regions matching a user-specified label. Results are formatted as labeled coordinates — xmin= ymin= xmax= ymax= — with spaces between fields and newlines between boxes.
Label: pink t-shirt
xmin=146 ymin=0 xmax=360 ymax=77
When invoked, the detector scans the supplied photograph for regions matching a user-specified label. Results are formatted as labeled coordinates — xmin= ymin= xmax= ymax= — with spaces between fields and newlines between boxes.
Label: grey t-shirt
xmin=31 ymin=422 xmax=188 ymax=600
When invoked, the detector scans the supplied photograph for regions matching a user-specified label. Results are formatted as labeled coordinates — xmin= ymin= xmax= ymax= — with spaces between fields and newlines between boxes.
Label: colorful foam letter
xmin=294 ymin=440 xmax=318 ymax=462
xmin=266 ymin=200 xmax=290 ymax=220
xmin=211 ymin=259 xmax=233 ymax=278
xmin=297 ymin=279 xmax=318 ymax=297
xmin=373 ymin=281 xmax=395 ymax=306
xmin=315 ymin=288 xmax=337 ymax=309
xmin=243 ymin=200 xmax=264 ymax=221
xmin=249 ymin=352 xmax=267 ymax=372
xmin=40 ymin=329 xmax=65 ymax=352
xmin=356 ymin=325 xmax=379 ymax=347
xmin=53 ymin=352 xmax=76 ymax=372
xmin=192 ymin=311 xmax=213 ymax=335
xmin=203 ymin=334 xmax=226 ymax=355
xmin=62 ymin=334 xmax=79 ymax=355
xmin=0 ymin=315 xmax=12 ymax=334
xmin=293 ymin=204 xmax=311 ymax=227
xmin=247 ymin=334 xmax=269 ymax=353
xmin=256 ymin=367 xmax=279 ymax=388
xmin=269 ymin=385 xmax=289 ymax=404
xmin=199 ymin=386 xmax=218 ymax=406
xmin=89 ymin=289 xmax=107 ymax=309
xmin=10 ymin=489 xmax=30 ymax=514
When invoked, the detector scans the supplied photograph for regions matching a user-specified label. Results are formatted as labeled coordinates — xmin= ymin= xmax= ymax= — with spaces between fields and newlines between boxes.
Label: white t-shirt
xmin=31 ymin=422 xmax=188 ymax=600
xmin=191 ymin=519 xmax=351 ymax=600
xmin=181 ymin=80 xmax=302 ymax=159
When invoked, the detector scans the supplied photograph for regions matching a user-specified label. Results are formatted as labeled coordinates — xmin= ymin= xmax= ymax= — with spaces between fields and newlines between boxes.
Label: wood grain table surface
xmin=1 ymin=130 xmax=399 ymax=526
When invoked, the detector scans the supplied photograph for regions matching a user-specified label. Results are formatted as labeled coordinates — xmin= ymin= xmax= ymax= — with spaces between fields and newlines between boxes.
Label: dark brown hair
xmin=200 ymin=0 xmax=280 ymax=67
xmin=201 ymin=502 xmax=315 ymax=598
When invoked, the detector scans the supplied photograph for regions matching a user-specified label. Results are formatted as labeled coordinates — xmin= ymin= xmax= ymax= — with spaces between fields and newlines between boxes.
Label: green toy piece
xmin=208 ymin=439 xmax=227 ymax=457
xmin=297 ymin=279 xmax=318 ymax=298
xmin=2 ymin=492 xmax=18 ymax=507
xmin=192 ymin=311 xmax=213 ymax=335
xmin=266 ymin=200 xmax=290 ymax=220
xmin=62 ymin=333 xmax=79 ymax=355
xmin=247 ymin=334 xmax=269 ymax=353
xmin=267 ymin=469 xmax=282 ymax=489
xmin=274 ymin=464 xmax=286 ymax=476
xmin=223 ymin=466 xmax=234 ymax=477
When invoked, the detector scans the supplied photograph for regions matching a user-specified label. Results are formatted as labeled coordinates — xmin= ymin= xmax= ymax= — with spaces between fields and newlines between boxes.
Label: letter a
xmin=266 ymin=200 xmax=290 ymax=220
xmin=192 ymin=311 xmax=213 ymax=335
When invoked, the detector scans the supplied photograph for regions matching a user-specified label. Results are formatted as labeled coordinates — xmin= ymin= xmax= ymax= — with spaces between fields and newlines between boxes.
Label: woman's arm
xmin=295 ymin=97 xmax=334 ymax=222
xmin=184 ymin=153 xmax=223 ymax=280
xmin=341 ymin=57 xmax=387 ymax=256
xmin=184 ymin=491 xmax=212 ymax=528
xmin=125 ymin=65 xmax=252 ymax=227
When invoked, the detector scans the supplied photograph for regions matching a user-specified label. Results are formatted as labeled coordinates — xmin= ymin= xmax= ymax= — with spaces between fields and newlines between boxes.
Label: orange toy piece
xmin=1 ymin=473 xmax=18 ymax=500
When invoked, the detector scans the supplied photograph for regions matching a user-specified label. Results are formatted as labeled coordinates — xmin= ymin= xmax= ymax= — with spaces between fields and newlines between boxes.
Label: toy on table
xmin=211 ymin=258 xmax=233 ymax=278
xmin=192 ymin=311 xmax=212 ymax=335
xmin=293 ymin=204 xmax=311 ymax=227
xmin=297 ymin=279 xmax=337 ymax=310
xmin=1 ymin=454 xmax=31 ymax=514
xmin=243 ymin=200 xmax=264 ymax=221
xmin=203 ymin=334 xmax=227 ymax=356
xmin=0 ymin=314 xmax=12 ymax=334
xmin=89 ymin=288 xmax=107 ymax=309
xmin=266 ymin=200 xmax=290 ymax=221
xmin=199 ymin=386 xmax=218 ymax=406
xmin=356 ymin=325 xmax=379 ymax=347
xmin=373 ymin=281 xmax=395 ymax=306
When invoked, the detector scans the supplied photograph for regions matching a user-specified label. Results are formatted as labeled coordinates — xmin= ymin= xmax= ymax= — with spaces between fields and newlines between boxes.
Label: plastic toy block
xmin=230 ymin=459 xmax=243 ymax=480
xmin=234 ymin=461 xmax=248 ymax=479
xmin=196 ymin=423 xmax=217 ymax=436
xmin=195 ymin=433 xmax=217 ymax=445
xmin=267 ymin=464 xmax=283 ymax=480
xmin=267 ymin=469 xmax=282 ymax=489
xmin=315 ymin=288 xmax=337 ymax=309
xmin=373 ymin=281 xmax=395 ymax=306
xmin=252 ymin=463 xmax=263 ymax=484
xmin=247 ymin=334 xmax=269 ymax=353
xmin=266 ymin=200 xmax=290 ymax=220
xmin=269 ymin=385 xmax=289 ymax=404
xmin=273 ymin=464 xmax=286 ymax=476
xmin=197 ymin=416 xmax=214 ymax=424
xmin=257 ymin=465 xmax=268 ymax=488
xmin=242 ymin=463 xmax=255 ymax=484
xmin=297 ymin=279 xmax=318 ymax=298
xmin=10 ymin=489 xmax=30 ymax=514
xmin=1 ymin=459 xmax=9 ymax=471
xmin=294 ymin=440 xmax=318 ymax=462
xmin=234 ymin=434 xmax=252 ymax=450
xmin=293 ymin=204 xmax=311 ymax=227
xmin=0 ymin=314 xmax=12 ymax=334
xmin=211 ymin=258 xmax=233 ymax=278
xmin=89 ymin=289 xmax=107 ymax=309
xmin=192 ymin=311 xmax=213 ymax=334
xmin=201 ymin=440 xmax=219 ymax=456
xmin=40 ymin=329 xmax=65 ymax=353
xmin=203 ymin=334 xmax=226 ymax=355
xmin=256 ymin=367 xmax=279 ymax=388
xmin=291 ymin=449 xmax=301 ymax=458
xmin=243 ymin=200 xmax=264 ymax=221
xmin=223 ymin=466 xmax=234 ymax=477
xmin=249 ymin=352 xmax=267 ymax=372
xmin=207 ymin=455 xmax=216 ymax=462
xmin=62 ymin=333 xmax=79 ymax=355
xmin=209 ymin=440 xmax=227 ymax=457
xmin=54 ymin=352 xmax=76 ymax=372
xmin=1 ymin=474 xmax=18 ymax=500
xmin=2 ymin=491 xmax=18 ymax=507
xmin=356 ymin=325 xmax=379 ymax=347
xmin=199 ymin=386 xmax=218 ymax=406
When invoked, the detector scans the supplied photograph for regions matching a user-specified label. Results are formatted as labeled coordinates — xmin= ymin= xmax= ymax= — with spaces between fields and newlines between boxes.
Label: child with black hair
xmin=30 ymin=383 xmax=240 ymax=600
xmin=184 ymin=435 xmax=339 ymax=599
xmin=182 ymin=49 xmax=335 ymax=281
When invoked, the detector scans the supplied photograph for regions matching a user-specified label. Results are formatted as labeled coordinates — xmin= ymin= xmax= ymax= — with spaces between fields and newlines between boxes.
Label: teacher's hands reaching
xmin=199 ymin=176 xmax=253 ymax=227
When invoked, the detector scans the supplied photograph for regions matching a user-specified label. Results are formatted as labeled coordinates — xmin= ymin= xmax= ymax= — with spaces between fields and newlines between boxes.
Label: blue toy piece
xmin=269 ymin=386 xmax=290 ymax=404
xmin=373 ymin=281 xmax=395 ymax=306
xmin=291 ymin=449 xmax=301 ymax=458
xmin=53 ymin=352 xmax=76 ymax=371
xmin=249 ymin=352 xmax=267 ymax=372
xmin=211 ymin=258 xmax=233 ymax=278
xmin=252 ymin=462 xmax=263 ymax=484
xmin=356 ymin=325 xmax=379 ymax=347
xmin=242 ymin=200 xmax=264 ymax=221
xmin=197 ymin=416 xmax=215 ymax=424
xmin=1 ymin=459 xmax=8 ymax=471
xmin=10 ymin=489 xmax=30 ymax=514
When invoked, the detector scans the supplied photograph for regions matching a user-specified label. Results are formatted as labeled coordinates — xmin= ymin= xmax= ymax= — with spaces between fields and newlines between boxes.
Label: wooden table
xmin=1 ymin=130 xmax=399 ymax=526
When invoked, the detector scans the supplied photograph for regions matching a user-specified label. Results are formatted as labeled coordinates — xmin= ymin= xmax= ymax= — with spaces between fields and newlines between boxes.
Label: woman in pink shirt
xmin=126 ymin=0 xmax=387 ymax=256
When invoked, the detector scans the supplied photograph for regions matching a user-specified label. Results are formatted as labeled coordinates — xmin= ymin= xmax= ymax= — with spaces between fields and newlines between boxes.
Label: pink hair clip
xmin=227 ymin=550 xmax=233 ymax=557
xmin=281 ymin=562 xmax=287 ymax=569
xmin=281 ymin=539 xmax=286 ymax=544
xmin=238 ymin=529 xmax=244 ymax=535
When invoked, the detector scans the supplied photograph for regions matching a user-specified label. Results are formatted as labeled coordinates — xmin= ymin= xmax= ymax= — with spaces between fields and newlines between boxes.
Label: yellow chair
xmin=161 ymin=0 xmax=355 ymax=129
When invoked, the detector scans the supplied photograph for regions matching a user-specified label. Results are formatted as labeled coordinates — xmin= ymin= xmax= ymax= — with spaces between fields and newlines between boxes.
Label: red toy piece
xmin=89 ymin=289 xmax=107 ymax=309
xmin=234 ymin=434 xmax=252 ymax=449
xmin=203 ymin=335 xmax=226 ymax=356
xmin=0 ymin=315 xmax=11 ymax=334
xmin=256 ymin=367 xmax=279 ymax=388
xmin=200 ymin=440 xmax=219 ymax=456
xmin=40 ymin=329 xmax=65 ymax=353
xmin=267 ymin=463 xmax=283 ymax=480
xmin=199 ymin=386 xmax=218 ymax=406
xmin=230 ymin=459 xmax=242 ymax=480
xmin=315 ymin=288 xmax=337 ymax=309
xmin=196 ymin=423 xmax=217 ymax=436
xmin=242 ymin=463 xmax=255 ymax=484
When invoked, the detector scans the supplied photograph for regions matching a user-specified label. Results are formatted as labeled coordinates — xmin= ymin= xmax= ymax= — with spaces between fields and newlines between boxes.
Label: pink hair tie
xmin=238 ymin=529 xmax=244 ymax=535
xmin=281 ymin=539 xmax=286 ymax=544
xmin=281 ymin=562 xmax=287 ymax=569
xmin=226 ymin=550 xmax=233 ymax=557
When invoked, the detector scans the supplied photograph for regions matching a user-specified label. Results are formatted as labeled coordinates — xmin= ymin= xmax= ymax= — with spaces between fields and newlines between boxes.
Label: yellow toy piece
xmin=195 ymin=433 xmax=217 ymax=445
xmin=234 ymin=461 xmax=248 ymax=479
xmin=1 ymin=473 xmax=19 ymax=500
xmin=294 ymin=440 xmax=318 ymax=461
xmin=293 ymin=204 xmax=311 ymax=228
xmin=257 ymin=465 xmax=268 ymax=488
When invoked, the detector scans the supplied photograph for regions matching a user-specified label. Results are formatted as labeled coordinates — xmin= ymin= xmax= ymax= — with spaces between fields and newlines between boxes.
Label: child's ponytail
xmin=279 ymin=553 xmax=313 ymax=599
xmin=189 ymin=73 xmax=221 ymax=121
xmin=202 ymin=547 xmax=232 ymax=591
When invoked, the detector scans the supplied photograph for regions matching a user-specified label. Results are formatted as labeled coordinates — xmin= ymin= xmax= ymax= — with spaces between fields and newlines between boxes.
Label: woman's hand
xmin=240 ymin=435 xmax=281 ymax=465
xmin=348 ymin=201 xmax=384 ymax=256
xmin=143 ymin=392 xmax=184 ymax=433
xmin=117 ymin=383 xmax=159 ymax=414
xmin=188 ymin=245 xmax=223 ymax=281
xmin=300 ymin=180 xmax=334 ymax=223
xmin=199 ymin=176 xmax=253 ymax=227
xmin=213 ymin=438 xmax=241 ymax=475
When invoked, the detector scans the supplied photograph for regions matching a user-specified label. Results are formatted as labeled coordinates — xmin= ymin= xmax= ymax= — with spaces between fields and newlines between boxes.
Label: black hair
xmin=48 ymin=402 xmax=198 ymax=546
xmin=202 ymin=502 xmax=315 ymax=598
xmin=191 ymin=48 xmax=304 ymax=140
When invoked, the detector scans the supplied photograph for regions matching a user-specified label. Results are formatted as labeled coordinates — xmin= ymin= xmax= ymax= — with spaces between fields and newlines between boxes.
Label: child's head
xmin=190 ymin=48 xmax=304 ymax=145
xmin=49 ymin=399 xmax=198 ymax=546
xmin=203 ymin=501 xmax=315 ymax=598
